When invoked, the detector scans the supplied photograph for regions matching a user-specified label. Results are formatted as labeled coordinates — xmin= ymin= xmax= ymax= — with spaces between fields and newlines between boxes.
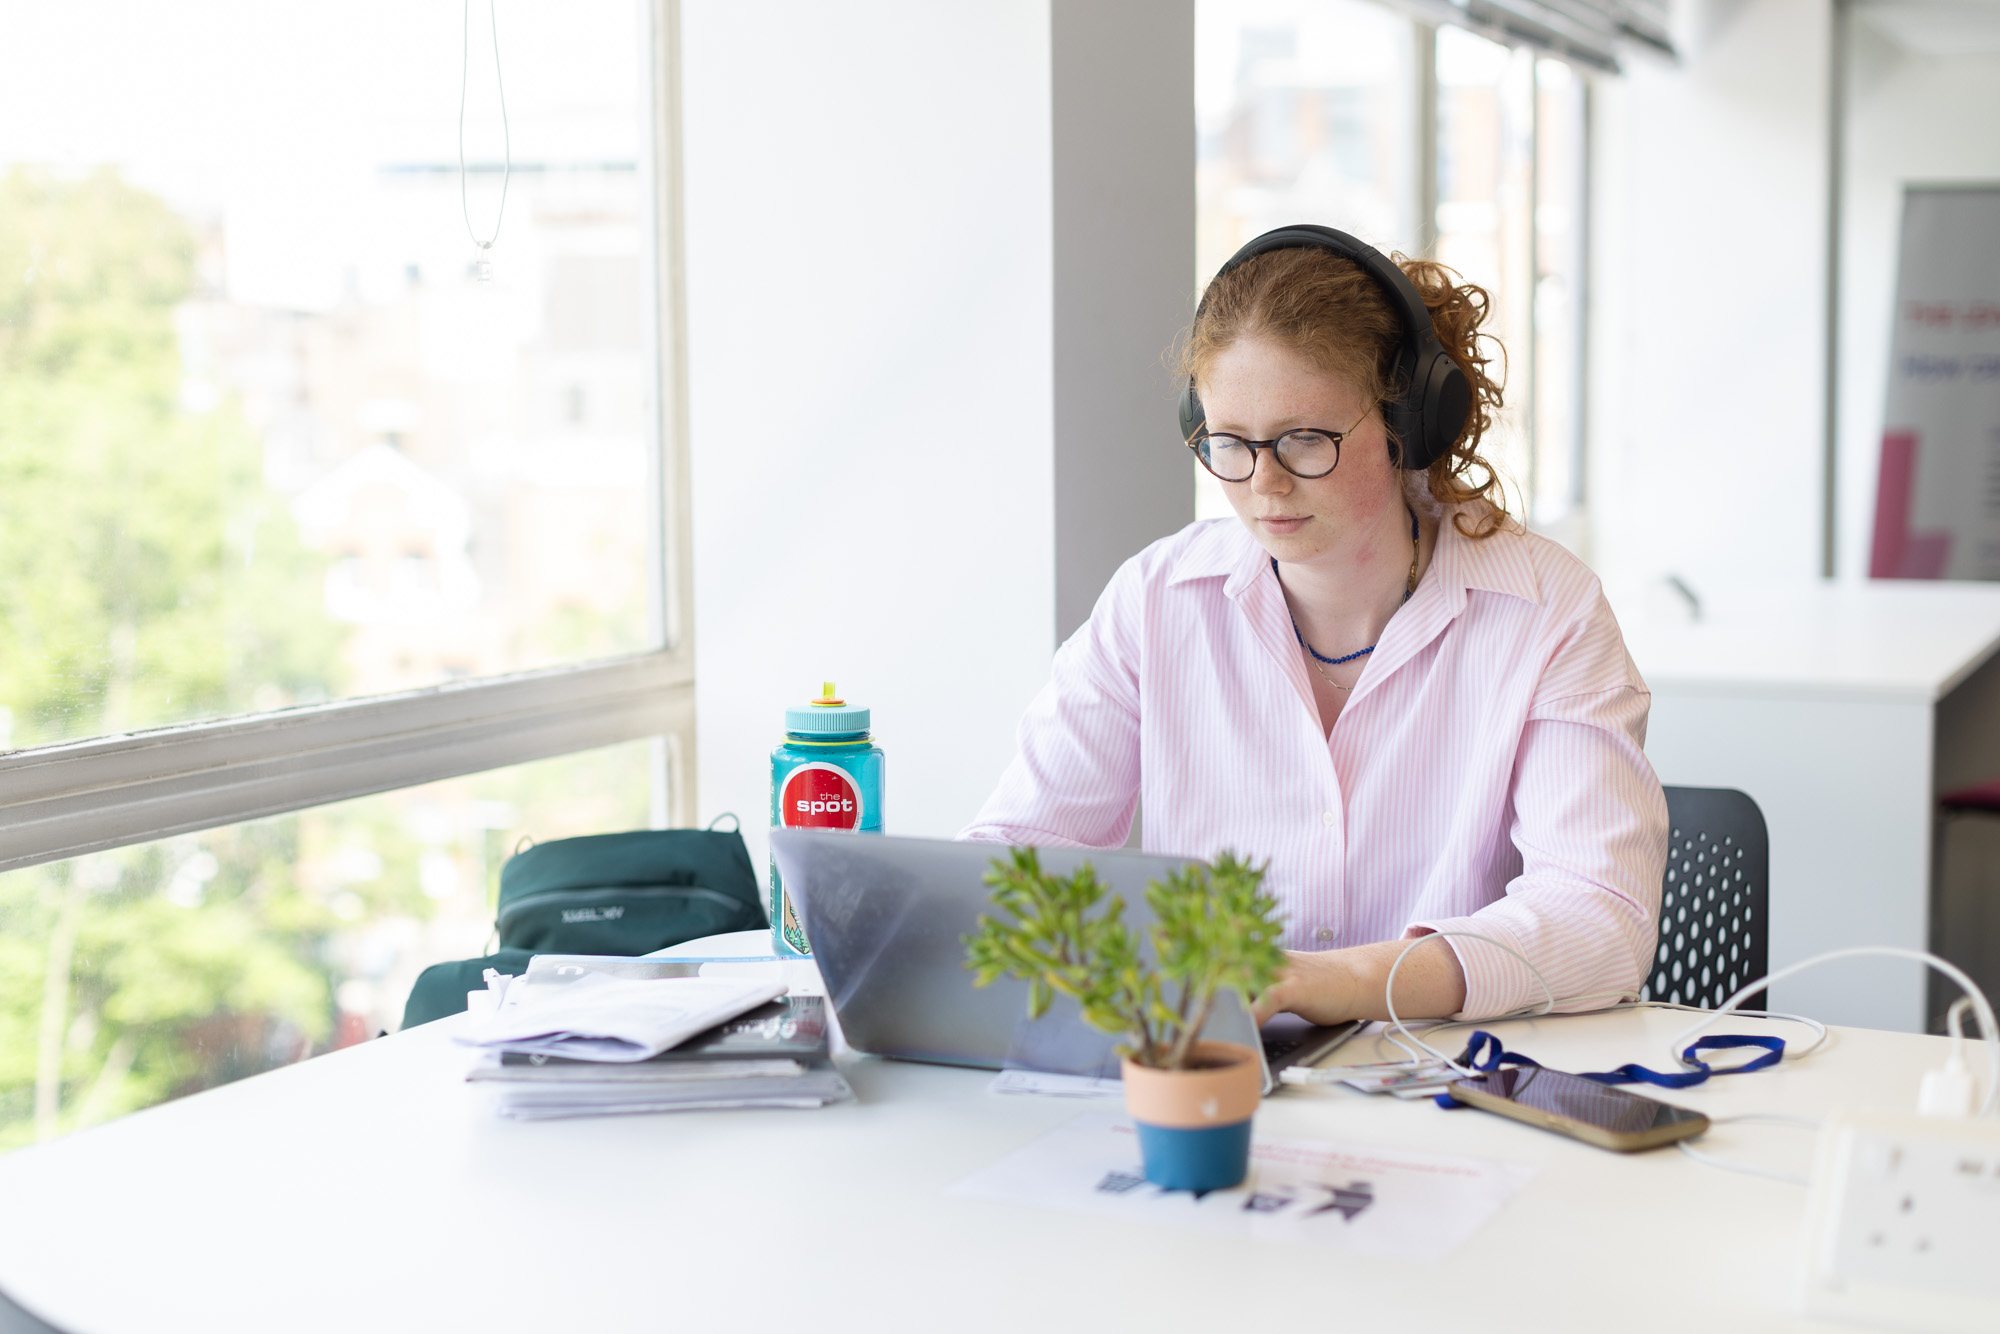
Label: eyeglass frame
xmin=1184 ymin=406 xmax=1374 ymax=482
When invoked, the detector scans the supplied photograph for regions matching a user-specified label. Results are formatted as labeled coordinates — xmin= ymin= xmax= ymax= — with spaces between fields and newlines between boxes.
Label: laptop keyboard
xmin=1262 ymin=1032 xmax=1310 ymax=1067
xmin=1260 ymin=1018 xmax=1363 ymax=1072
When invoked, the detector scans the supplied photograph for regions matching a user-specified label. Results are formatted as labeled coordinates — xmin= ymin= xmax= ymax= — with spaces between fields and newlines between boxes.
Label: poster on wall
xmin=1870 ymin=185 xmax=2000 ymax=580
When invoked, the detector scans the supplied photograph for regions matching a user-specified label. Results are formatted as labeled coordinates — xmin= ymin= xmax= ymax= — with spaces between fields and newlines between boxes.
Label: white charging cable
xmin=1361 ymin=939 xmax=1998 ymax=1191
xmin=1666 ymin=946 xmax=1999 ymax=1117
xmin=1627 ymin=998 xmax=1829 ymax=1063
xmin=1674 ymin=1113 xmax=1821 ymax=1185
xmin=1381 ymin=931 xmax=1557 ymax=1075
xmin=1370 ymin=939 xmax=1996 ymax=1124
xmin=1396 ymin=997 xmax=1826 ymax=1078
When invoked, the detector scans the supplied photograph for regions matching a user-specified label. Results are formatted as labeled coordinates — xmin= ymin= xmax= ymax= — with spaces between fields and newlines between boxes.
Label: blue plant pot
xmin=1134 ymin=1117 xmax=1253 ymax=1192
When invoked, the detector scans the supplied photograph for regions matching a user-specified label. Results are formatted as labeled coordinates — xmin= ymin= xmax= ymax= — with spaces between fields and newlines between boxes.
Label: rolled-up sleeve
xmin=1410 ymin=612 xmax=1669 ymax=1019
xmin=959 ymin=560 xmax=1145 ymax=849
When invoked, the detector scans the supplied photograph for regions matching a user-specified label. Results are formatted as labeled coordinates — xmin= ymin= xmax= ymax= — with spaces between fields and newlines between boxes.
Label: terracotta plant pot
xmin=1120 ymin=1040 xmax=1261 ymax=1192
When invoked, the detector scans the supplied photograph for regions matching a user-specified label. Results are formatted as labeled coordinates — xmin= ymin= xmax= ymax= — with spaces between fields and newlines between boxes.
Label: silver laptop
xmin=768 ymin=829 xmax=1360 ymax=1093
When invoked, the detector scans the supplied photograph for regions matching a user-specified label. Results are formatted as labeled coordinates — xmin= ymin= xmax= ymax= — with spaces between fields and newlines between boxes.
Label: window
xmin=0 ymin=1 xmax=690 ymax=1143
xmin=1531 ymin=59 xmax=1586 ymax=530
xmin=1435 ymin=27 xmax=1535 ymax=514
xmin=0 ymin=740 xmax=655 ymax=1149
xmin=0 ymin=0 xmax=666 ymax=749
xmin=1436 ymin=28 xmax=1588 ymax=532
xmin=1196 ymin=0 xmax=1420 ymax=278
xmin=1194 ymin=2 xmax=1590 ymax=538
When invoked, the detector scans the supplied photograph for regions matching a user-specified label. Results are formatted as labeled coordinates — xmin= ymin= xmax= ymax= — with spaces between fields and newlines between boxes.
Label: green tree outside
xmin=0 ymin=167 xmax=345 ymax=746
xmin=0 ymin=170 xmax=659 ymax=1154
xmin=0 ymin=168 xmax=352 ymax=1149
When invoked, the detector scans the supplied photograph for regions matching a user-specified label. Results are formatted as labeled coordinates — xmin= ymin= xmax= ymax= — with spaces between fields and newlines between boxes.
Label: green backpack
xmin=399 ymin=826 xmax=765 ymax=1029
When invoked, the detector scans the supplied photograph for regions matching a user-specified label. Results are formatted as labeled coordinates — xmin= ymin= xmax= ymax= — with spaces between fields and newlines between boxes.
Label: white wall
xmin=683 ymin=2 xmax=1193 ymax=881
xmin=1585 ymin=0 xmax=1832 ymax=599
xmin=1833 ymin=23 xmax=2000 ymax=581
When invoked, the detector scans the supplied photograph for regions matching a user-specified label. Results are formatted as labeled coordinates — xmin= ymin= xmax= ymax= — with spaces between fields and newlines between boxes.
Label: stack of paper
xmin=463 ymin=983 xmax=851 ymax=1120
xmin=456 ymin=972 xmax=788 ymax=1062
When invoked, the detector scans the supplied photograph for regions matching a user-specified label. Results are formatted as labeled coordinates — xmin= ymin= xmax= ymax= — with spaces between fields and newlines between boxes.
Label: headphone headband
xmin=1181 ymin=224 xmax=1470 ymax=472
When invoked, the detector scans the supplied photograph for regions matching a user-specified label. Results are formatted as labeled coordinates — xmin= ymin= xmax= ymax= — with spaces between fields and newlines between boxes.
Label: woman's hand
xmin=1250 ymin=950 xmax=1363 ymax=1026
xmin=1250 ymin=934 xmax=1470 ymax=1026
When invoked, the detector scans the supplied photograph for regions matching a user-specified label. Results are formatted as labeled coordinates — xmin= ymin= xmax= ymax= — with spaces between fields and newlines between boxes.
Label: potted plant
xmin=964 ymin=847 xmax=1286 ymax=1192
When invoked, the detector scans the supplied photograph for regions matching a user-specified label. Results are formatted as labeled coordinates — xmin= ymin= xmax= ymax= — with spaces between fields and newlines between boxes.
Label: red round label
xmin=780 ymin=763 xmax=862 ymax=830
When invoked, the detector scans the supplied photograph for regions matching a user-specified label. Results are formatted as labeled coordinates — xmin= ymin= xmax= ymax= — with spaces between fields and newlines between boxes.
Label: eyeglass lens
xmin=1200 ymin=430 xmax=1339 ymax=481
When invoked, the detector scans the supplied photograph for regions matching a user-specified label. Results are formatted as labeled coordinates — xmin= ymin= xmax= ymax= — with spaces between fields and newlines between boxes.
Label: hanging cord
xmin=459 ymin=0 xmax=511 ymax=277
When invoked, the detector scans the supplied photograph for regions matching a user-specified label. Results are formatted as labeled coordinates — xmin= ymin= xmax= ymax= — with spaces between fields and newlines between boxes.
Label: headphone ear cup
xmin=1380 ymin=390 xmax=1423 ymax=470
xmin=1178 ymin=377 xmax=1205 ymax=444
xmin=1417 ymin=349 xmax=1471 ymax=470
xmin=1390 ymin=345 xmax=1470 ymax=471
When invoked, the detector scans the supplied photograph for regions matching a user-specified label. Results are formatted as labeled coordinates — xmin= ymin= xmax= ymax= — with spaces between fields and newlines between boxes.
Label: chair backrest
xmin=1642 ymin=786 xmax=1769 ymax=1009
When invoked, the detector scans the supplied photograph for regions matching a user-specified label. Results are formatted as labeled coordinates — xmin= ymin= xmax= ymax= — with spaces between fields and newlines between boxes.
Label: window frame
xmin=1421 ymin=14 xmax=1593 ymax=533
xmin=0 ymin=0 xmax=695 ymax=875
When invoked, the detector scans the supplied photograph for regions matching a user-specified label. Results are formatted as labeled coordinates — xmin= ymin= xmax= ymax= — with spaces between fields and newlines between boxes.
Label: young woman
xmin=961 ymin=226 xmax=1667 ymax=1026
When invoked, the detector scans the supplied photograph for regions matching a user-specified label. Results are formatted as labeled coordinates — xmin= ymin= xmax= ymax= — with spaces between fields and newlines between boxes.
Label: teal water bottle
xmin=769 ymin=682 xmax=884 ymax=956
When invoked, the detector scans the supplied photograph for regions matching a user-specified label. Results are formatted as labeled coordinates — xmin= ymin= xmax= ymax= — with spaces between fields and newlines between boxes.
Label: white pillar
xmin=683 ymin=0 xmax=1195 ymax=877
xmin=1053 ymin=1 xmax=1196 ymax=641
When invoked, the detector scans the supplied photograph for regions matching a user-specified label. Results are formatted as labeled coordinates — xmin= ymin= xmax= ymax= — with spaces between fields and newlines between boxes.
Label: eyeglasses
xmin=1186 ymin=408 xmax=1372 ymax=482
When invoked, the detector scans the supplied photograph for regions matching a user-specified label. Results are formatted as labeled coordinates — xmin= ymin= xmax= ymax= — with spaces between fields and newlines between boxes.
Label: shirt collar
xmin=1162 ymin=519 xmax=1262 ymax=591
xmin=1429 ymin=505 xmax=1543 ymax=608
xmin=1172 ymin=505 xmax=1543 ymax=608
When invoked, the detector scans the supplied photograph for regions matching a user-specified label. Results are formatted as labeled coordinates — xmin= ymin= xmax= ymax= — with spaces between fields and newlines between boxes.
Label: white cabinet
xmin=1621 ymin=579 xmax=2000 ymax=1032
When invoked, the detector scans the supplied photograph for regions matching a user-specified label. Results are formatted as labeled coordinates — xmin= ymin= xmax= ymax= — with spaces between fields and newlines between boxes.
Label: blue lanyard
xmin=1434 ymin=1029 xmax=1785 ymax=1108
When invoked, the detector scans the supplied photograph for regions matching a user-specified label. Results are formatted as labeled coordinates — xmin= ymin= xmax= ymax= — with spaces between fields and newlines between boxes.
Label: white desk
xmin=1620 ymin=578 xmax=2000 ymax=1032
xmin=0 ymin=1007 xmax=1957 ymax=1333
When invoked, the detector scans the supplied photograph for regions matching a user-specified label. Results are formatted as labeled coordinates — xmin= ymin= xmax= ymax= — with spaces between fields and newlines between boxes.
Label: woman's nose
xmin=1249 ymin=448 xmax=1291 ymax=494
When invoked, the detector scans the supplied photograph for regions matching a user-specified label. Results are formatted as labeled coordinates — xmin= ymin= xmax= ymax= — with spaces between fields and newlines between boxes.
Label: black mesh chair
xmin=1640 ymin=786 xmax=1770 ymax=1009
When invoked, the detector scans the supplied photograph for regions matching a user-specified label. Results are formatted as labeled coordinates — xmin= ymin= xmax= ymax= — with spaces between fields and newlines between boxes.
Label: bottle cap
xmin=785 ymin=681 xmax=870 ymax=734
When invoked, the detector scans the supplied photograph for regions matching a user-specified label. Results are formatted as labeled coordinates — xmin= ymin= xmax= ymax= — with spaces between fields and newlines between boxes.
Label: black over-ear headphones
xmin=1179 ymin=224 xmax=1471 ymax=473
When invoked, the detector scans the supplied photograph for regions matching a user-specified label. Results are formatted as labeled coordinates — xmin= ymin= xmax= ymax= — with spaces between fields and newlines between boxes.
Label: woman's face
xmin=1198 ymin=334 xmax=1403 ymax=566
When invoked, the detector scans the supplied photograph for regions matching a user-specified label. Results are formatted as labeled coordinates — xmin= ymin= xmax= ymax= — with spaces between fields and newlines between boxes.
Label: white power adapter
xmin=1799 ymin=1111 xmax=2000 ymax=1331
xmin=1918 ymin=998 xmax=1983 ymax=1119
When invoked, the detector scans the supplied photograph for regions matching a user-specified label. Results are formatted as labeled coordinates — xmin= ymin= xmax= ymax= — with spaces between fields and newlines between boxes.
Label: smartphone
xmin=1447 ymin=1065 xmax=1709 ymax=1152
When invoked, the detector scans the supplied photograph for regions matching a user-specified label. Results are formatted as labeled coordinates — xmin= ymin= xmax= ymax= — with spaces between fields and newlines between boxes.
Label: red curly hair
xmin=1181 ymin=246 xmax=1511 ymax=539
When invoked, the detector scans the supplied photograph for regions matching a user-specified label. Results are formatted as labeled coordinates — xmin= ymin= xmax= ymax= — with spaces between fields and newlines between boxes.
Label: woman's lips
xmin=1258 ymin=515 xmax=1309 ymax=535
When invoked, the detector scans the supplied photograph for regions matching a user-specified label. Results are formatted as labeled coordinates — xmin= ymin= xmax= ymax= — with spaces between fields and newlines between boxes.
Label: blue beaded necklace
xmin=1274 ymin=506 xmax=1421 ymax=687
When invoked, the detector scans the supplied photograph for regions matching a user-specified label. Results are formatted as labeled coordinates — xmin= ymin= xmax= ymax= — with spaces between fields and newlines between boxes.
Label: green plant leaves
xmin=962 ymin=846 xmax=1286 ymax=1071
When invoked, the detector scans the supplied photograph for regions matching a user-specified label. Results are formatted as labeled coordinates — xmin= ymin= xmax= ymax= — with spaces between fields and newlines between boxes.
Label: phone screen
xmin=1460 ymin=1066 xmax=1706 ymax=1134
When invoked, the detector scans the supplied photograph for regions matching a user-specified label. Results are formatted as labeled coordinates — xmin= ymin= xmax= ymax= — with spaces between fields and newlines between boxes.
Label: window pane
xmin=0 ymin=739 xmax=658 ymax=1151
xmin=1435 ymin=24 xmax=1535 ymax=517
xmin=1195 ymin=0 xmax=1419 ymax=521
xmin=0 ymin=2 xmax=657 ymax=752
xmin=1532 ymin=58 xmax=1586 ymax=527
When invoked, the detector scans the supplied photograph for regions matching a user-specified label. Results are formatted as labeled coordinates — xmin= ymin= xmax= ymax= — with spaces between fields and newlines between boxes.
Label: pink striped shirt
xmin=961 ymin=510 xmax=1668 ymax=1020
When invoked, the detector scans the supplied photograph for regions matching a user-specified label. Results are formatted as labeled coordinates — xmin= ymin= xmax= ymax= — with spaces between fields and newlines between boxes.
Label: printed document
xmin=952 ymin=1110 xmax=1535 ymax=1258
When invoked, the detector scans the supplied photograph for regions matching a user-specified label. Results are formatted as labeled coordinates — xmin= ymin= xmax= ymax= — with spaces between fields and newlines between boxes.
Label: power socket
xmin=1800 ymin=1111 xmax=2000 ymax=1331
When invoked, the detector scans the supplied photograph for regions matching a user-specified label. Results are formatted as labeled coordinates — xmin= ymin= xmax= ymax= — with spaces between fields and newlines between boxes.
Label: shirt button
xmin=1315 ymin=927 xmax=1336 ymax=944
xmin=1321 ymin=810 xmax=1336 ymax=827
